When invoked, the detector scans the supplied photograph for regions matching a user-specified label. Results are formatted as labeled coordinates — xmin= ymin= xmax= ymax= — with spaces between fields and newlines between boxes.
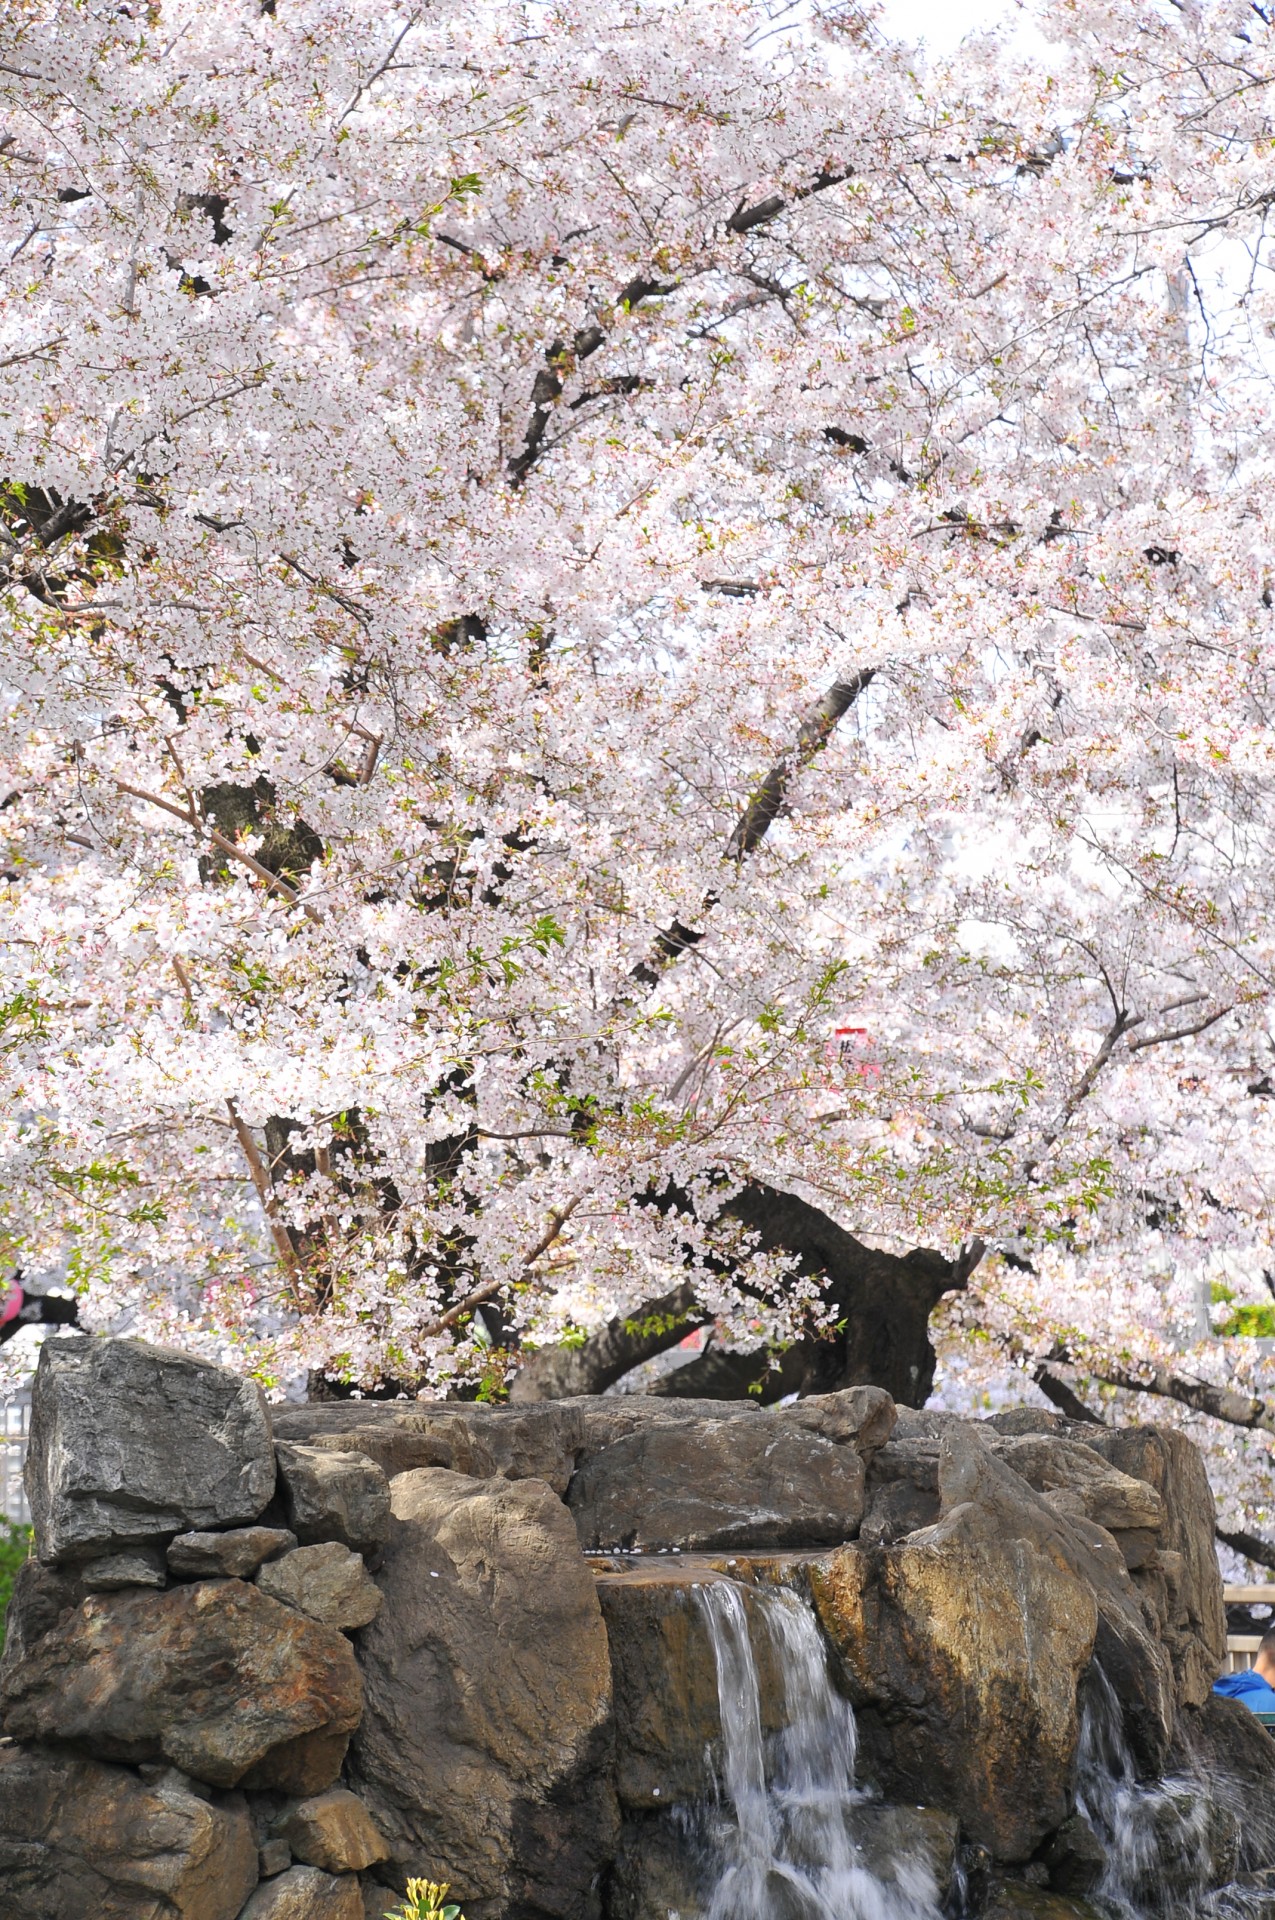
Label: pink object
xmin=0 ymin=1280 xmax=23 ymax=1329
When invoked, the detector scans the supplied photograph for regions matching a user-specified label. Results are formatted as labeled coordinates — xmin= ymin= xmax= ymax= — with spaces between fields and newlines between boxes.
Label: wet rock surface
xmin=0 ymin=1578 xmax=362 ymax=1789
xmin=347 ymin=1465 xmax=617 ymax=1920
xmin=25 ymin=1334 xmax=275 ymax=1564
xmin=0 ymin=1746 xmax=258 ymax=1920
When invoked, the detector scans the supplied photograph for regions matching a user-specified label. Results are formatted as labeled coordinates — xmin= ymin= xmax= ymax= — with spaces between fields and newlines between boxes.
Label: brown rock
xmin=347 ymin=1466 xmax=616 ymax=1920
xmin=567 ymin=1411 xmax=868 ymax=1552
xmin=860 ymin=1437 xmax=942 ymax=1546
xmin=273 ymin=1401 xmax=578 ymax=1494
xmin=168 ymin=1526 xmax=298 ymax=1578
xmin=999 ymin=1436 xmax=1164 ymax=1532
xmin=275 ymin=1444 xmax=392 ymax=1554
xmin=0 ymin=1578 xmax=362 ymax=1790
xmin=258 ymin=1542 xmax=383 ymax=1631
xmin=1084 ymin=1424 xmax=1225 ymax=1709
xmin=282 ymin=1787 xmax=390 ymax=1872
xmin=983 ymin=1879 xmax=1103 ymax=1919
xmin=811 ymin=1436 xmax=1101 ymax=1860
xmin=0 ymin=1745 xmax=257 ymax=1920
xmin=596 ymin=1562 xmax=790 ymax=1808
xmin=239 ymin=1864 xmax=364 ymax=1919
xmin=938 ymin=1426 xmax=1176 ymax=1773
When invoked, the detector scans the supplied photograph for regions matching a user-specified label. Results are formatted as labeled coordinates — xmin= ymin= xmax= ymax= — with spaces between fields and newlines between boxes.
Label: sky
xmin=880 ymin=0 xmax=1050 ymax=57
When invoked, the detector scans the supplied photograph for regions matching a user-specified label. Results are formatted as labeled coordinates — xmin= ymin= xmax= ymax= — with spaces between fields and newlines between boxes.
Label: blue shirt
xmin=1214 ymin=1668 xmax=1275 ymax=1716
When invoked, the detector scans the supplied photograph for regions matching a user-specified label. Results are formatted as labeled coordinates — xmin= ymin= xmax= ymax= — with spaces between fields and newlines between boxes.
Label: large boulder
xmin=1171 ymin=1694 xmax=1275 ymax=1874
xmin=257 ymin=1542 xmax=383 ymax=1632
xmin=25 ymin=1335 xmax=274 ymax=1565
xmin=566 ymin=1389 xmax=893 ymax=1552
xmin=347 ymin=1466 xmax=617 ymax=1920
xmin=281 ymin=1788 xmax=391 ymax=1873
xmin=0 ymin=1579 xmax=362 ymax=1791
xmin=811 ymin=1434 xmax=1101 ymax=1861
xmin=0 ymin=1558 xmax=86 ymax=1688
xmin=238 ymin=1865 xmax=364 ymax=1919
xmin=0 ymin=1747 xmax=257 ymax=1920
xmin=595 ymin=1563 xmax=791 ymax=1809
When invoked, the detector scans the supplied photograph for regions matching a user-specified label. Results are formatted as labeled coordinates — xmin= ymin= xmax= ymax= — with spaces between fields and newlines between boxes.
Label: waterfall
xmin=695 ymin=1579 xmax=947 ymax=1920
xmin=1075 ymin=1662 xmax=1221 ymax=1920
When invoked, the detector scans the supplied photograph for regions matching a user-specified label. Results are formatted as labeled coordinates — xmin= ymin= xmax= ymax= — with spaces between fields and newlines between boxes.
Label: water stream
xmin=695 ymin=1579 xmax=947 ymax=1920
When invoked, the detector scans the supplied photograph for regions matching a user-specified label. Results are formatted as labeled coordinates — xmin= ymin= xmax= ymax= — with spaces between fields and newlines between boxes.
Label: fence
xmin=1 ymin=1387 xmax=31 ymax=1528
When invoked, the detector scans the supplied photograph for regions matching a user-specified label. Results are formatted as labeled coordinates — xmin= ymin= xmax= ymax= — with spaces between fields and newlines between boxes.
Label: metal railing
xmin=1 ymin=1388 xmax=31 ymax=1528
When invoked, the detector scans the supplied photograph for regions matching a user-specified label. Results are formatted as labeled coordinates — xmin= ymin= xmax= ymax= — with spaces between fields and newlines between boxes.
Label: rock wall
xmin=0 ymin=1335 xmax=1268 ymax=1920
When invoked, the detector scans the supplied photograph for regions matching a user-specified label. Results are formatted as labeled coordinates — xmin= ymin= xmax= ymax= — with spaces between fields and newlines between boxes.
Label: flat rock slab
xmin=0 ymin=1578 xmax=362 ymax=1790
xmin=239 ymin=1864 xmax=364 ymax=1919
xmin=258 ymin=1541 xmax=383 ymax=1631
xmin=347 ymin=1465 xmax=617 ymax=1919
xmin=0 ymin=1746 xmax=257 ymax=1920
xmin=81 ymin=1547 xmax=167 ymax=1591
xmin=168 ymin=1526 xmax=297 ymax=1578
xmin=275 ymin=1443 xmax=392 ymax=1554
xmin=282 ymin=1787 xmax=390 ymax=1873
xmin=567 ymin=1412 xmax=869 ymax=1551
xmin=26 ymin=1335 xmax=275 ymax=1565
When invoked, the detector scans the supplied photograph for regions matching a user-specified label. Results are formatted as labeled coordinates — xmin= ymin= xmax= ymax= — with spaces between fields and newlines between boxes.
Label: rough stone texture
xmin=273 ymin=1400 xmax=579 ymax=1494
xmin=606 ymin=1816 xmax=705 ymax=1920
xmin=860 ymin=1438 xmax=942 ymax=1546
xmin=81 ymin=1546 xmax=168 ymax=1590
xmin=361 ymin=1888 xmax=404 ymax=1920
xmin=811 ymin=1438 xmax=1101 ymax=1860
xmin=347 ymin=1465 xmax=617 ymax=1920
xmin=1039 ymin=1815 xmax=1107 ymax=1895
xmin=0 ymin=1578 xmax=362 ymax=1790
xmin=0 ymin=1746 xmax=257 ymax=1920
xmin=567 ymin=1411 xmax=869 ymax=1552
xmin=169 ymin=1526 xmax=297 ymax=1579
xmin=238 ymin=1865 xmax=364 ymax=1920
xmin=595 ymin=1563 xmax=791 ymax=1808
xmin=25 ymin=1334 xmax=275 ymax=1565
xmin=276 ymin=1443 xmax=392 ymax=1554
xmin=261 ymin=1837 xmax=293 ymax=1876
xmin=1085 ymin=1425 xmax=1226 ymax=1709
xmin=258 ymin=1542 xmax=383 ymax=1631
xmin=946 ymin=1426 xmax=1176 ymax=1774
xmin=998 ymin=1435 xmax=1164 ymax=1532
xmin=0 ymin=1558 xmax=86 ymax=1689
xmin=282 ymin=1788 xmax=391 ymax=1873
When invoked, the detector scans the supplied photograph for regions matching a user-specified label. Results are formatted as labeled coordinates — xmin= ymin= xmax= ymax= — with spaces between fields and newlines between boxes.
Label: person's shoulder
xmin=1215 ymin=1669 xmax=1275 ymax=1705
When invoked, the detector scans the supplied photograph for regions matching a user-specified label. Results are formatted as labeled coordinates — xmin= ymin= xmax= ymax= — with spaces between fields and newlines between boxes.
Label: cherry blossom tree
xmin=3 ymin=0 xmax=1275 ymax=1551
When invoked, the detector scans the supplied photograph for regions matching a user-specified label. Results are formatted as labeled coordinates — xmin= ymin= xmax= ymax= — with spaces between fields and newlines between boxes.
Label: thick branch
xmin=630 ymin=668 xmax=874 ymax=989
xmin=1217 ymin=1526 xmax=1275 ymax=1574
xmin=509 ymin=1278 xmax=704 ymax=1402
xmin=1060 ymin=1351 xmax=1275 ymax=1435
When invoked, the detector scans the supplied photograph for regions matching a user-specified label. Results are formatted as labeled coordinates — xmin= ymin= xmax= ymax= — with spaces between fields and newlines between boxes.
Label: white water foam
xmin=695 ymin=1579 xmax=947 ymax=1920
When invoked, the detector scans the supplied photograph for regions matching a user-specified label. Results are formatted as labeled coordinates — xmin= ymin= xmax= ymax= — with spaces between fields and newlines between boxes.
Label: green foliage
xmin=1210 ymin=1280 xmax=1275 ymax=1337
xmin=387 ymin=1879 xmax=465 ymax=1920
xmin=0 ymin=1522 xmax=33 ymax=1656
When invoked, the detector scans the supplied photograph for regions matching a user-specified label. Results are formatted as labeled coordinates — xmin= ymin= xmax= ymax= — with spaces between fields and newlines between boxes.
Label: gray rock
xmin=0 ymin=1745 xmax=257 ymax=1920
xmin=0 ymin=1559 xmax=86 ymax=1689
xmin=81 ymin=1546 xmax=167 ymax=1591
xmin=275 ymin=1443 xmax=391 ymax=1554
xmin=567 ymin=1406 xmax=869 ymax=1551
xmin=281 ymin=1786 xmax=390 ymax=1872
xmin=347 ymin=1466 xmax=617 ymax=1920
xmin=238 ymin=1864 xmax=364 ymax=1919
xmin=168 ymin=1526 xmax=297 ymax=1578
xmin=1039 ymin=1814 xmax=1107 ymax=1895
xmin=0 ymin=1578 xmax=363 ymax=1791
xmin=607 ymin=1814 xmax=705 ymax=1920
xmin=261 ymin=1837 xmax=293 ymax=1876
xmin=25 ymin=1334 xmax=275 ymax=1565
xmin=257 ymin=1541 xmax=383 ymax=1631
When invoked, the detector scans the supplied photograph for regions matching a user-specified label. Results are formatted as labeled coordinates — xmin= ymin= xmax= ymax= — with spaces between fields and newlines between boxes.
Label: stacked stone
xmin=0 ymin=1336 xmax=394 ymax=1920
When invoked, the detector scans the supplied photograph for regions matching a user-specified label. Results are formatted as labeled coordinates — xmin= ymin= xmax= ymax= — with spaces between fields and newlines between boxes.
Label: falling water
xmin=695 ymin=1579 xmax=947 ymax=1920
xmin=1076 ymin=1662 xmax=1222 ymax=1920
